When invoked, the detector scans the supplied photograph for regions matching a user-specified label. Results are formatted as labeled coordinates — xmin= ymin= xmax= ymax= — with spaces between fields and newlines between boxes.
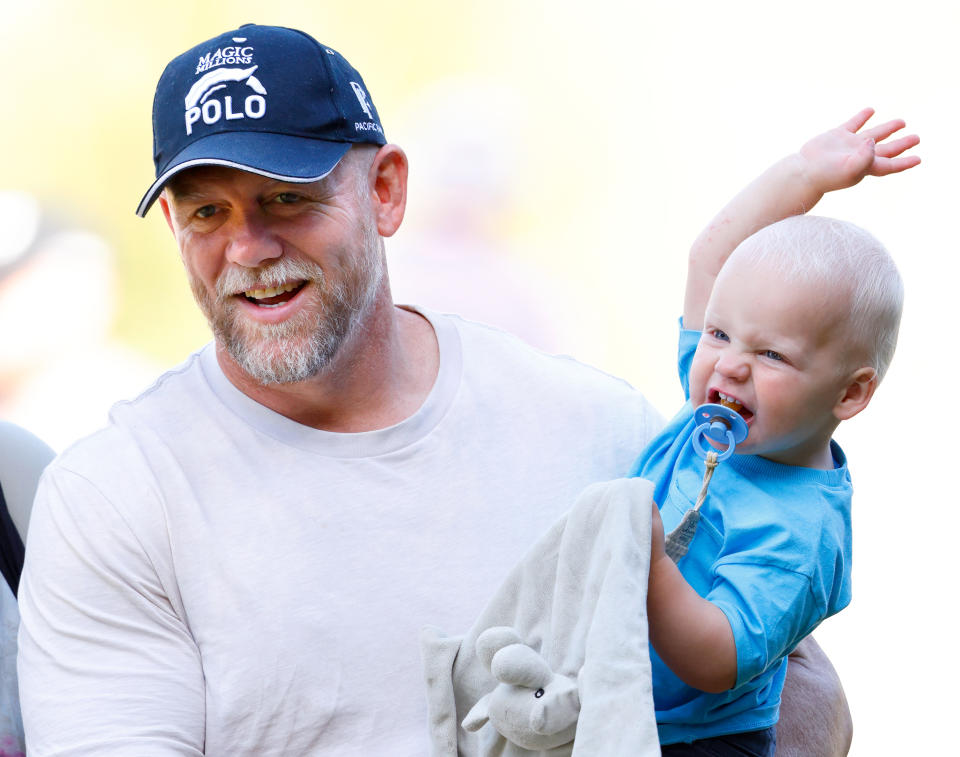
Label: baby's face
xmin=689 ymin=257 xmax=854 ymax=468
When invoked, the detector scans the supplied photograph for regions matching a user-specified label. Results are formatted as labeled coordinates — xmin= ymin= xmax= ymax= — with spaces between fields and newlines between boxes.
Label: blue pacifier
xmin=691 ymin=403 xmax=749 ymax=462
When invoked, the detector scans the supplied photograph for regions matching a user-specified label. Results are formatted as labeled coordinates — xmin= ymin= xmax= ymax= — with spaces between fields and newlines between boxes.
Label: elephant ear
xmin=476 ymin=626 xmax=524 ymax=672
xmin=491 ymin=643 xmax=552 ymax=689
xmin=462 ymin=692 xmax=492 ymax=733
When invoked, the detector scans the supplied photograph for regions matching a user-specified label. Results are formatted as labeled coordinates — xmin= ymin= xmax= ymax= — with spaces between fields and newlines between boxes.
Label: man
xmin=17 ymin=25 xmax=850 ymax=755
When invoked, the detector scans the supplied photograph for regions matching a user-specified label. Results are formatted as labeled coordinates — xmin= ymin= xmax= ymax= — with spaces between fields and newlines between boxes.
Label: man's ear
xmin=368 ymin=144 xmax=408 ymax=238
xmin=833 ymin=367 xmax=878 ymax=421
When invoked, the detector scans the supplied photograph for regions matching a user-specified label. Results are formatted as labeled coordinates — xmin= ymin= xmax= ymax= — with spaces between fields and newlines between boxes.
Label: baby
xmin=641 ymin=109 xmax=919 ymax=755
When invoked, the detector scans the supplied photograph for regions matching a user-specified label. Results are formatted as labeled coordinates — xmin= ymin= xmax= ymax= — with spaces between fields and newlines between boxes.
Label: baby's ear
xmin=833 ymin=366 xmax=878 ymax=421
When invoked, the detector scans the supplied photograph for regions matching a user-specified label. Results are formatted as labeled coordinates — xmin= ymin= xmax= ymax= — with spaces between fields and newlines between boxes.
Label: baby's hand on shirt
xmin=798 ymin=108 xmax=920 ymax=194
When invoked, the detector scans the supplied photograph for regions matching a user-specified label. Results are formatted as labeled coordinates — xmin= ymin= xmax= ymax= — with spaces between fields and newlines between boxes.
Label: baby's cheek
xmin=688 ymin=350 xmax=711 ymax=399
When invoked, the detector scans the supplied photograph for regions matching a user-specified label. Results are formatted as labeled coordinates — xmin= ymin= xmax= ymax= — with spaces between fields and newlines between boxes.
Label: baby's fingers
xmin=841 ymin=107 xmax=875 ymax=132
xmin=874 ymin=133 xmax=920 ymax=159
xmin=861 ymin=118 xmax=908 ymax=144
xmin=871 ymin=154 xmax=921 ymax=176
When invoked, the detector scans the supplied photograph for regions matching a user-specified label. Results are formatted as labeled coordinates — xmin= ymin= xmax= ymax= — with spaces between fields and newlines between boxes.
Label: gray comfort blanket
xmin=421 ymin=477 xmax=661 ymax=756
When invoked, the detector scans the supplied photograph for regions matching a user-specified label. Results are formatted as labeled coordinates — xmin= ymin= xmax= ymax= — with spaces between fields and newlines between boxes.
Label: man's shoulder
xmin=51 ymin=348 xmax=211 ymax=476
xmin=107 ymin=346 xmax=223 ymax=434
xmin=440 ymin=311 xmax=647 ymax=403
xmin=434 ymin=312 xmax=665 ymax=443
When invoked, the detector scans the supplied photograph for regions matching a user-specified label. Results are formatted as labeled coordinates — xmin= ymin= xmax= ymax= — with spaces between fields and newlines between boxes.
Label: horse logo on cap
xmin=184 ymin=66 xmax=268 ymax=135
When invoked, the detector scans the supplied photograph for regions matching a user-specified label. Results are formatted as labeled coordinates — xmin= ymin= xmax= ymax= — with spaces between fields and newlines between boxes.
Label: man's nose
xmin=224 ymin=213 xmax=283 ymax=268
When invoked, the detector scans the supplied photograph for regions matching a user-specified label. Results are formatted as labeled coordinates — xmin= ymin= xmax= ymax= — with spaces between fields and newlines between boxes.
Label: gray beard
xmin=192 ymin=241 xmax=383 ymax=386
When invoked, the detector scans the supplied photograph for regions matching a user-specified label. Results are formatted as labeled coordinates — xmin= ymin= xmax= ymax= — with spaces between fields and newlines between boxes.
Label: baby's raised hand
xmin=799 ymin=108 xmax=920 ymax=194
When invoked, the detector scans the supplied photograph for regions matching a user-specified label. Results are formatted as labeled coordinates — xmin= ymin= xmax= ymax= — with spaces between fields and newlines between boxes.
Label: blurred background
xmin=1 ymin=1 xmax=953 ymax=752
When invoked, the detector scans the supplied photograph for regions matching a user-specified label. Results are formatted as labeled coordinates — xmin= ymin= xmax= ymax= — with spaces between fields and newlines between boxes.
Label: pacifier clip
xmin=664 ymin=403 xmax=748 ymax=563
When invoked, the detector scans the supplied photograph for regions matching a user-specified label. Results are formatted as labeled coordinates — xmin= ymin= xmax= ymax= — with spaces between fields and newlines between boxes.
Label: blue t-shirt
xmin=635 ymin=327 xmax=852 ymax=745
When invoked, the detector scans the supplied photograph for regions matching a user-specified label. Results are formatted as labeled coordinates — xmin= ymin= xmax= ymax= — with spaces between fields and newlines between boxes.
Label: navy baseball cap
xmin=136 ymin=24 xmax=387 ymax=217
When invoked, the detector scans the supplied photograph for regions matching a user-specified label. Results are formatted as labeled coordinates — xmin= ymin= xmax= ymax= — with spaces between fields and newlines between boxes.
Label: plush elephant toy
xmin=461 ymin=626 xmax=581 ymax=751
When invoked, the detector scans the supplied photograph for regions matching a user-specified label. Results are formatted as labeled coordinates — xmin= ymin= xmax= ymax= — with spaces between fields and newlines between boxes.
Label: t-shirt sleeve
xmin=17 ymin=466 xmax=205 ymax=756
xmin=707 ymin=560 xmax=825 ymax=687
xmin=677 ymin=321 xmax=701 ymax=401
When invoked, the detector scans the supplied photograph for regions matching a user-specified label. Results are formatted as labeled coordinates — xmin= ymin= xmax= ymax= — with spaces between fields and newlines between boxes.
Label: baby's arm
xmin=683 ymin=108 xmax=920 ymax=330
xmin=647 ymin=503 xmax=737 ymax=692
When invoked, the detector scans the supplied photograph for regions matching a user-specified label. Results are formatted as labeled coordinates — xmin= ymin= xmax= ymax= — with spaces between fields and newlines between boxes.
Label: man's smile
xmin=241 ymin=280 xmax=308 ymax=308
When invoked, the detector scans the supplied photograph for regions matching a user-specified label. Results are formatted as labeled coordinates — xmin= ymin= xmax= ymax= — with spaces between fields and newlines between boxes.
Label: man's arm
xmin=18 ymin=466 xmax=205 ymax=756
xmin=683 ymin=108 xmax=920 ymax=330
xmin=778 ymin=636 xmax=853 ymax=756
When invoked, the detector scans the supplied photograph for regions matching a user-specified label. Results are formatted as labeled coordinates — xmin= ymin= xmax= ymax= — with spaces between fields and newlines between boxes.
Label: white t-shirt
xmin=18 ymin=310 xmax=663 ymax=756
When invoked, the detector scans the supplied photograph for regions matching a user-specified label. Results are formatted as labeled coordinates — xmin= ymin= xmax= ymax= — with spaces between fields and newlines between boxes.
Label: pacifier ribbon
xmin=664 ymin=403 xmax=748 ymax=562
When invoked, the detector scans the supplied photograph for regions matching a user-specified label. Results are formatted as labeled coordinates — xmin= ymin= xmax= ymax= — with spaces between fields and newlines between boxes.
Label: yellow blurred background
xmin=1 ymin=1 xmax=955 ymax=753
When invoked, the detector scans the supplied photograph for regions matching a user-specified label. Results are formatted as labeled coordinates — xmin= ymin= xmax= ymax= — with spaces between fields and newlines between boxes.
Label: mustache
xmin=215 ymin=258 xmax=324 ymax=301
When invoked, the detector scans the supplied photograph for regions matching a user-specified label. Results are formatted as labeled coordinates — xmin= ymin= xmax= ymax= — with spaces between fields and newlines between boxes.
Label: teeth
xmin=717 ymin=392 xmax=744 ymax=411
xmin=244 ymin=281 xmax=301 ymax=299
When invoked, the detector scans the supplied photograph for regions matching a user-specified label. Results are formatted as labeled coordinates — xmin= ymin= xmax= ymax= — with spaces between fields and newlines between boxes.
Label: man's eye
xmin=763 ymin=350 xmax=784 ymax=361
xmin=273 ymin=193 xmax=301 ymax=204
xmin=195 ymin=205 xmax=217 ymax=219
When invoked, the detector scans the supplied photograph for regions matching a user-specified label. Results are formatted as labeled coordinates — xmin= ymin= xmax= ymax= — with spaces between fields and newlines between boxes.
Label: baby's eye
xmin=710 ymin=329 xmax=729 ymax=342
xmin=763 ymin=349 xmax=784 ymax=361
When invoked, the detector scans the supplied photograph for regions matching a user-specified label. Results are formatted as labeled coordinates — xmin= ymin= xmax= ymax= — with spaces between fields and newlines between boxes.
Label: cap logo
xmin=184 ymin=55 xmax=268 ymax=136
xmin=349 ymin=82 xmax=374 ymax=120
xmin=196 ymin=38 xmax=254 ymax=73
xmin=195 ymin=46 xmax=254 ymax=74
xmin=349 ymin=81 xmax=383 ymax=136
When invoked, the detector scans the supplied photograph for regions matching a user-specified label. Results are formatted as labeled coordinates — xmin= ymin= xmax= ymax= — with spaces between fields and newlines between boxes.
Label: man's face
xmin=161 ymin=158 xmax=384 ymax=385
xmin=688 ymin=256 xmax=854 ymax=468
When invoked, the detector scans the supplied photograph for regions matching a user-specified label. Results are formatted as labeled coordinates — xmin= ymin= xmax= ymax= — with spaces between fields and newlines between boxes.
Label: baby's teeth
xmin=717 ymin=392 xmax=743 ymax=410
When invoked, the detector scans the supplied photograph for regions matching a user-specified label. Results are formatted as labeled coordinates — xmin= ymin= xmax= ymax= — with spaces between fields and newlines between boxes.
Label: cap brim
xmin=135 ymin=132 xmax=354 ymax=217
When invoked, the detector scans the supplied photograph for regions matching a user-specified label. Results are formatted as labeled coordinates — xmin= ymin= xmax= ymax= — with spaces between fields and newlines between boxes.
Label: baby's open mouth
xmin=241 ymin=280 xmax=307 ymax=308
xmin=710 ymin=390 xmax=754 ymax=422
